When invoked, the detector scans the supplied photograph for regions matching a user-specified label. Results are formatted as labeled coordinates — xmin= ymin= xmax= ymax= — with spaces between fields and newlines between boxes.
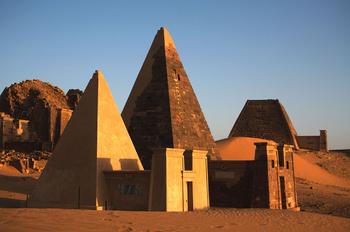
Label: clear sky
xmin=0 ymin=0 xmax=349 ymax=149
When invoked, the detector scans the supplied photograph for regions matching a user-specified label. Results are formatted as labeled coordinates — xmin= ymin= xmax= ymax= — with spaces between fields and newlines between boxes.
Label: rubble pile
xmin=0 ymin=79 xmax=82 ymax=142
xmin=0 ymin=150 xmax=51 ymax=174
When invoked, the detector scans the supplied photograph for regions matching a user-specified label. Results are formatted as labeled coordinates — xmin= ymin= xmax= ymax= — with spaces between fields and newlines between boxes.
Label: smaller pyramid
xmin=30 ymin=70 xmax=143 ymax=209
xmin=229 ymin=99 xmax=299 ymax=148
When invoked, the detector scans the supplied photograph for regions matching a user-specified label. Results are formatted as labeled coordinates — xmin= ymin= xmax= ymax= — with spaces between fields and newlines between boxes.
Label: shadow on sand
xmin=0 ymin=174 xmax=37 ymax=208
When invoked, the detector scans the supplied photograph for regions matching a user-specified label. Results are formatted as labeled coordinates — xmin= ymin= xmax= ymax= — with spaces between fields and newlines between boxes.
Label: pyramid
xmin=122 ymin=27 xmax=219 ymax=169
xmin=229 ymin=99 xmax=299 ymax=148
xmin=30 ymin=70 xmax=143 ymax=209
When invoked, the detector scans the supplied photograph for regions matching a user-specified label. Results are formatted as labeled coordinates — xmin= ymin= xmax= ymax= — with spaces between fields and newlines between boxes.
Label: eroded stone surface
xmin=122 ymin=27 xmax=219 ymax=169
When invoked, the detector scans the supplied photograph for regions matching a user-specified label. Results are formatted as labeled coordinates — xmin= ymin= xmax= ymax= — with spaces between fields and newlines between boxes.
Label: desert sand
xmin=294 ymin=150 xmax=350 ymax=217
xmin=0 ymin=208 xmax=350 ymax=232
xmin=216 ymin=137 xmax=269 ymax=160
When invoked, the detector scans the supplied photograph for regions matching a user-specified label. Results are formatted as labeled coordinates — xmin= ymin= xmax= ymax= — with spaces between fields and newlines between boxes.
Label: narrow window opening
xmin=278 ymin=145 xmax=285 ymax=167
xmin=286 ymin=161 xmax=290 ymax=169
xmin=271 ymin=160 xmax=275 ymax=168
xmin=184 ymin=150 xmax=193 ymax=171
xmin=177 ymin=74 xmax=181 ymax=81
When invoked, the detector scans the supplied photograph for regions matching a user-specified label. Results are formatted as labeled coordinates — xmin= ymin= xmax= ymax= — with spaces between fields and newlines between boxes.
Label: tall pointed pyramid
xmin=122 ymin=27 xmax=219 ymax=169
xmin=30 ymin=70 xmax=143 ymax=209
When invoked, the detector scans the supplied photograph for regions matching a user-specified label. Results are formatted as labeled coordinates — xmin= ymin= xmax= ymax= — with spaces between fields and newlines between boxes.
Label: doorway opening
xmin=279 ymin=176 xmax=287 ymax=209
xmin=187 ymin=182 xmax=193 ymax=211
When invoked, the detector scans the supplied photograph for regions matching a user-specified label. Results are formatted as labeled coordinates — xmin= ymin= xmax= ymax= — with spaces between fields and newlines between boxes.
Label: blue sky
xmin=0 ymin=0 xmax=349 ymax=149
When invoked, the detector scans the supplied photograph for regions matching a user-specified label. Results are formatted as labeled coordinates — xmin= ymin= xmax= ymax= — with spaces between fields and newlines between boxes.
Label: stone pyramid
xmin=229 ymin=99 xmax=299 ymax=148
xmin=30 ymin=70 xmax=143 ymax=209
xmin=122 ymin=27 xmax=219 ymax=169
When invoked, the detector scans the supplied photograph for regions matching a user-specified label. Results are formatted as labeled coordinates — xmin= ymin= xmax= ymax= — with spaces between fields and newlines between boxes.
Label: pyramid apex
xmin=93 ymin=69 xmax=104 ymax=79
xmin=158 ymin=27 xmax=176 ymax=48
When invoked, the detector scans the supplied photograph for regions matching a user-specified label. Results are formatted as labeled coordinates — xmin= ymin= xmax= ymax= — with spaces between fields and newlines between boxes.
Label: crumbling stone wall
xmin=0 ymin=80 xmax=80 ymax=151
xmin=0 ymin=109 xmax=73 ymax=152
xmin=296 ymin=136 xmax=320 ymax=151
xmin=67 ymin=89 xmax=83 ymax=109
xmin=0 ymin=150 xmax=50 ymax=173
xmin=296 ymin=130 xmax=328 ymax=151
xmin=0 ymin=112 xmax=37 ymax=150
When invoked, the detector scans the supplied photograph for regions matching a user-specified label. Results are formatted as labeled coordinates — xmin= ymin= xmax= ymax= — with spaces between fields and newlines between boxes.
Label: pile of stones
xmin=0 ymin=150 xmax=51 ymax=174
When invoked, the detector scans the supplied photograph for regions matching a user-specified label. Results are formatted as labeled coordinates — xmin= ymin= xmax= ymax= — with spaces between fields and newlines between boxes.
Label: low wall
xmin=296 ymin=136 xmax=320 ymax=151
xmin=208 ymin=160 xmax=254 ymax=207
xmin=104 ymin=171 xmax=151 ymax=210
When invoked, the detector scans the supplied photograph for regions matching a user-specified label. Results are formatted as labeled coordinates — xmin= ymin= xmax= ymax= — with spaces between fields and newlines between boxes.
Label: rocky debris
xmin=67 ymin=89 xmax=83 ymax=109
xmin=0 ymin=79 xmax=82 ymax=144
xmin=0 ymin=79 xmax=69 ymax=118
xmin=0 ymin=150 xmax=50 ymax=174
xmin=296 ymin=150 xmax=350 ymax=180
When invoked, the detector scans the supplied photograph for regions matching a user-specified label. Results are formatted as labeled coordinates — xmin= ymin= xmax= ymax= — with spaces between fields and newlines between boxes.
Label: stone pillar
xmin=0 ymin=115 xmax=4 ymax=150
xmin=319 ymin=130 xmax=328 ymax=152
xmin=251 ymin=142 xmax=280 ymax=209
xmin=148 ymin=148 xmax=184 ymax=211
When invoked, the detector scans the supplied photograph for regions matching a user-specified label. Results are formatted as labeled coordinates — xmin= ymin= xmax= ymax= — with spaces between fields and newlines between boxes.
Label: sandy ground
xmin=296 ymin=150 xmax=350 ymax=180
xmin=0 ymin=208 xmax=349 ymax=232
xmin=294 ymin=150 xmax=350 ymax=218
xmin=216 ymin=137 xmax=269 ymax=160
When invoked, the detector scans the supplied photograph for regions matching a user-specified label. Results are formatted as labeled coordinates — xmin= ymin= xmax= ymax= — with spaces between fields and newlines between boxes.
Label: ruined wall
xmin=296 ymin=136 xmax=320 ymax=151
xmin=319 ymin=130 xmax=328 ymax=151
xmin=0 ymin=112 xmax=37 ymax=151
xmin=229 ymin=100 xmax=299 ymax=148
xmin=0 ymin=107 xmax=72 ymax=152
xmin=66 ymin=89 xmax=83 ymax=109
xmin=0 ymin=80 xmax=81 ymax=151
xmin=296 ymin=130 xmax=328 ymax=151
xmin=208 ymin=161 xmax=254 ymax=207
xmin=104 ymin=171 xmax=151 ymax=210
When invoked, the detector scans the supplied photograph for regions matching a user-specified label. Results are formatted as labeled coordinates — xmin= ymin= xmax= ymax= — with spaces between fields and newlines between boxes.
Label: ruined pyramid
xmin=229 ymin=99 xmax=299 ymax=148
xmin=122 ymin=27 xmax=219 ymax=169
xmin=30 ymin=70 xmax=143 ymax=209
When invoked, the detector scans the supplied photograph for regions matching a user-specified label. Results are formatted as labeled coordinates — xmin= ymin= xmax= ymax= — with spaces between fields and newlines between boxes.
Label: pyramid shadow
xmin=119 ymin=159 xmax=140 ymax=170
xmin=0 ymin=174 xmax=37 ymax=194
xmin=0 ymin=197 xmax=26 ymax=208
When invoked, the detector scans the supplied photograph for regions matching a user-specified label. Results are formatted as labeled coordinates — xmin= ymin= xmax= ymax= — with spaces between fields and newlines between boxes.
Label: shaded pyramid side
xmin=122 ymin=27 xmax=219 ymax=169
xmin=229 ymin=99 xmax=299 ymax=148
xmin=163 ymin=28 xmax=219 ymax=158
xmin=30 ymin=70 xmax=143 ymax=209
